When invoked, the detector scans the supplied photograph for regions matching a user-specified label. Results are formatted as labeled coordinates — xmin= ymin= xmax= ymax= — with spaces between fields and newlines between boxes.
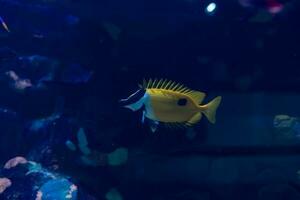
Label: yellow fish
xmin=120 ymin=79 xmax=222 ymax=132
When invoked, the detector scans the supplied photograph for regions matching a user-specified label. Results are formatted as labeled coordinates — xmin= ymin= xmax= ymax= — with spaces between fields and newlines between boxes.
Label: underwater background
xmin=1 ymin=0 xmax=300 ymax=199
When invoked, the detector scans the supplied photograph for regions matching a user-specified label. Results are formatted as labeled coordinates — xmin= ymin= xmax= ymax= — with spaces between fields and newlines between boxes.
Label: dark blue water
xmin=0 ymin=0 xmax=300 ymax=199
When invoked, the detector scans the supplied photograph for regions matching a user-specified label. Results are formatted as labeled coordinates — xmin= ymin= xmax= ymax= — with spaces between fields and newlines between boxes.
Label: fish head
xmin=119 ymin=89 xmax=146 ymax=111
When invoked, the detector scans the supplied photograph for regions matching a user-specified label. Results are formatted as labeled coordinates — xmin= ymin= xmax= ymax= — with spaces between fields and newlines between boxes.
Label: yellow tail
xmin=201 ymin=96 xmax=222 ymax=124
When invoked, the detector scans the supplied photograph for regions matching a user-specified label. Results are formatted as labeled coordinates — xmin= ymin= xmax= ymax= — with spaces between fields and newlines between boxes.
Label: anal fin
xmin=186 ymin=112 xmax=202 ymax=126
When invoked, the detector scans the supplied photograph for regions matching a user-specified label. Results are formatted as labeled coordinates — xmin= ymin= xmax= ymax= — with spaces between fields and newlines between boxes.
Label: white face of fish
xmin=124 ymin=93 xmax=148 ymax=111
xmin=120 ymin=89 xmax=148 ymax=112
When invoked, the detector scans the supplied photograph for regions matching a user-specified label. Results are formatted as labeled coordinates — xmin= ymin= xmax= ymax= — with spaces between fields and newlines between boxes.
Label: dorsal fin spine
xmin=179 ymin=88 xmax=188 ymax=93
xmin=178 ymin=87 xmax=185 ymax=92
xmin=182 ymin=88 xmax=190 ymax=93
xmin=155 ymin=79 xmax=160 ymax=88
xmin=170 ymin=82 xmax=178 ymax=90
xmin=147 ymin=78 xmax=153 ymax=88
xmin=173 ymin=84 xmax=180 ymax=90
xmin=159 ymin=79 xmax=165 ymax=88
xmin=151 ymin=79 xmax=155 ymax=88
xmin=157 ymin=79 xmax=163 ymax=88
xmin=176 ymin=85 xmax=185 ymax=91
xmin=153 ymin=79 xmax=158 ymax=88
xmin=176 ymin=84 xmax=182 ymax=90
xmin=142 ymin=79 xmax=147 ymax=88
xmin=168 ymin=82 xmax=176 ymax=90
xmin=164 ymin=80 xmax=172 ymax=89
xmin=162 ymin=79 xmax=169 ymax=88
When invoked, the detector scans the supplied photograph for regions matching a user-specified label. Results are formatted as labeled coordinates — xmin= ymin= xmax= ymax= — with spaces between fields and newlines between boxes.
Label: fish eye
xmin=177 ymin=98 xmax=187 ymax=106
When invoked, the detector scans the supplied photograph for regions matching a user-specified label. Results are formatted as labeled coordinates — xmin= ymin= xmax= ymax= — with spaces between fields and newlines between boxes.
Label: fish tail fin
xmin=201 ymin=96 xmax=222 ymax=124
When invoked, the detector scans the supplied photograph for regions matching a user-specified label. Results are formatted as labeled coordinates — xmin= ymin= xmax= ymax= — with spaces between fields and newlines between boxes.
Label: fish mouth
xmin=119 ymin=98 xmax=130 ymax=107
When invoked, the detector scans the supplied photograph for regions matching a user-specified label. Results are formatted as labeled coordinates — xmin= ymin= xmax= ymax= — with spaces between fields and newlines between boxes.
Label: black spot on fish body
xmin=177 ymin=98 xmax=187 ymax=106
